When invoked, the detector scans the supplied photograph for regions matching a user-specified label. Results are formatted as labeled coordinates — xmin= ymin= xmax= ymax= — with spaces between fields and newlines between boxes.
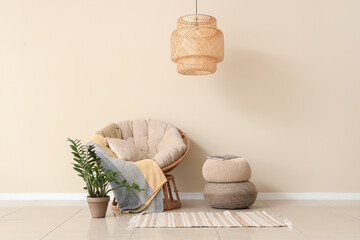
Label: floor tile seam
xmin=330 ymin=208 xmax=360 ymax=221
xmin=320 ymin=200 xmax=360 ymax=221
xmin=40 ymin=207 xmax=83 ymax=239
xmin=261 ymin=200 xmax=313 ymax=240
xmin=0 ymin=209 xmax=19 ymax=219
xmin=291 ymin=228 xmax=313 ymax=240
xmin=319 ymin=200 xmax=332 ymax=207
xmin=215 ymin=228 xmax=221 ymax=240
xmin=128 ymin=228 xmax=135 ymax=240
xmin=0 ymin=200 xmax=37 ymax=219
xmin=260 ymin=200 xmax=270 ymax=209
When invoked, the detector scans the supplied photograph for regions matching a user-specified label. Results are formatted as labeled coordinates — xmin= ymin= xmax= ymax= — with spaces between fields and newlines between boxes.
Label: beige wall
xmin=1 ymin=0 xmax=359 ymax=193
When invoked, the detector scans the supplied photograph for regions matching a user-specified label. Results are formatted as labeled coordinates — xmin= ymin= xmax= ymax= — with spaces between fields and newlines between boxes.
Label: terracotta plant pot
xmin=86 ymin=196 xmax=110 ymax=218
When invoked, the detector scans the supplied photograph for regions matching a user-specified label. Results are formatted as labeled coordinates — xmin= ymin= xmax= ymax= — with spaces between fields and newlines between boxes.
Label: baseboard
xmin=179 ymin=192 xmax=360 ymax=200
xmin=0 ymin=193 xmax=114 ymax=200
xmin=1 ymin=192 xmax=360 ymax=200
xmin=179 ymin=192 xmax=204 ymax=200
xmin=258 ymin=192 xmax=360 ymax=200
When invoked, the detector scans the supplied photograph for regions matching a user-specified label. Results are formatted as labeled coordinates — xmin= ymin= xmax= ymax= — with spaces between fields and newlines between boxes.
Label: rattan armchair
xmin=111 ymin=127 xmax=190 ymax=211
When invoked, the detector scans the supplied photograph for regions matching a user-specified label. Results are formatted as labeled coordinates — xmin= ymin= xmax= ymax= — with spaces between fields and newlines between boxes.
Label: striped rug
xmin=128 ymin=211 xmax=292 ymax=228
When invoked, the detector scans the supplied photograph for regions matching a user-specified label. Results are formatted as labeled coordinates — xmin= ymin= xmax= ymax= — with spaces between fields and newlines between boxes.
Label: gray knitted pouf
xmin=203 ymin=181 xmax=257 ymax=209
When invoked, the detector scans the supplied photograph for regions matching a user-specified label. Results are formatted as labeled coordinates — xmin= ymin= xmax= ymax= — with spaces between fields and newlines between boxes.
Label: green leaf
xmin=68 ymin=137 xmax=142 ymax=196
xmin=73 ymin=167 xmax=83 ymax=174
xmin=72 ymin=163 xmax=82 ymax=168
xmin=70 ymin=145 xmax=78 ymax=152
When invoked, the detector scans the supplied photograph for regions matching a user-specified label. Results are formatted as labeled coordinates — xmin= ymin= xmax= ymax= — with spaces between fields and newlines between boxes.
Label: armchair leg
xmin=163 ymin=174 xmax=181 ymax=211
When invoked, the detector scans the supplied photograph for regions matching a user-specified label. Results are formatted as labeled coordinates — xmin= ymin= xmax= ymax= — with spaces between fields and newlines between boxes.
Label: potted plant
xmin=68 ymin=138 xmax=141 ymax=218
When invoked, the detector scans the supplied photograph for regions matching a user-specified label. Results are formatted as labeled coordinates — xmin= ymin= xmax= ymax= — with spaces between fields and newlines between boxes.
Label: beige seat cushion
xmin=202 ymin=158 xmax=251 ymax=183
xmin=105 ymin=137 xmax=146 ymax=162
xmin=114 ymin=119 xmax=187 ymax=168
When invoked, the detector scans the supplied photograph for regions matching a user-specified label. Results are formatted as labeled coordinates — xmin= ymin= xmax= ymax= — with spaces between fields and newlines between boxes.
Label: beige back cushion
xmin=114 ymin=119 xmax=186 ymax=168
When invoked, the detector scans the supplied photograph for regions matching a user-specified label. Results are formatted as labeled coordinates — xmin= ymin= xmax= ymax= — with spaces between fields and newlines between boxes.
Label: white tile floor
xmin=0 ymin=199 xmax=359 ymax=240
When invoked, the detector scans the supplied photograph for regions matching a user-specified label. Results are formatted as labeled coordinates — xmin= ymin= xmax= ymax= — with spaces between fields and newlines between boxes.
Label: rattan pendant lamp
xmin=171 ymin=0 xmax=224 ymax=75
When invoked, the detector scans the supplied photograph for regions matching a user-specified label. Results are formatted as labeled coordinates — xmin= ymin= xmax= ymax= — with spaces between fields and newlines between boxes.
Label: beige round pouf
xmin=202 ymin=158 xmax=251 ymax=183
xmin=203 ymin=181 xmax=257 ymax=209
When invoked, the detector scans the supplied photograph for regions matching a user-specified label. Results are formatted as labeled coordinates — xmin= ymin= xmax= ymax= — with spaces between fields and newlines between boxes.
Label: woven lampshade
xmin=171 ymin=14 xmax=224 ymax=75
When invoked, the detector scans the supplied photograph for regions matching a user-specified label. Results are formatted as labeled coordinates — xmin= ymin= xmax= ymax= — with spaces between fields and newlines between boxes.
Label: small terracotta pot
xmin=86 ymin=196 xmax=110 ymax=218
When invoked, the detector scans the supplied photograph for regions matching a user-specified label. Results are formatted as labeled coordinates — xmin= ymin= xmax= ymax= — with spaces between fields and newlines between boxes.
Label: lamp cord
xmin=195 ymin=0 xmax=198 ymax=28
xmin=196 ymin=0 xmax=197 ymax=15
